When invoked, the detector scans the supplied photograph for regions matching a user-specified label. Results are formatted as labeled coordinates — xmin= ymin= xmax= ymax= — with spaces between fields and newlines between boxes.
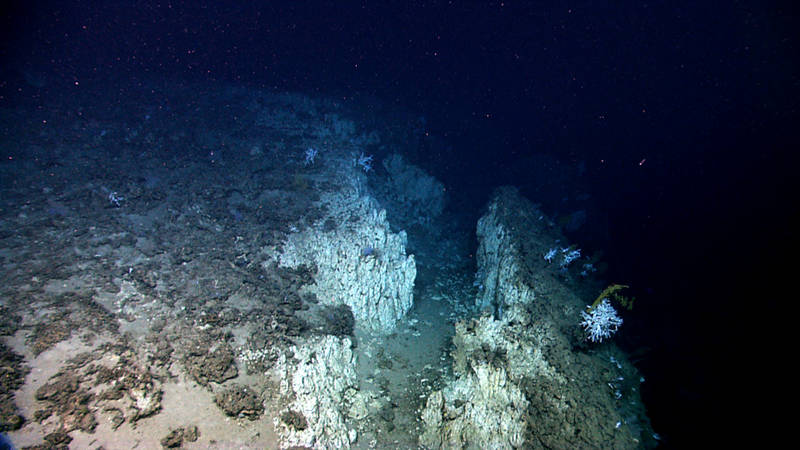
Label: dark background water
xmin=2 ymin=1 xmax=797 ymax=446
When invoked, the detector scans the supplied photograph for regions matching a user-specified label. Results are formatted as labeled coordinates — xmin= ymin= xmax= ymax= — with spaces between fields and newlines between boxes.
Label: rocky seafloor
xmin=0 ymin=80 xmax=654 ymax=449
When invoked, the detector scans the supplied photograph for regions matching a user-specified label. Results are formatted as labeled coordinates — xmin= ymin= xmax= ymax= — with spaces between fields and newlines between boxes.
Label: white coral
xmin=580 ymin=299 xmax=623 ymax=342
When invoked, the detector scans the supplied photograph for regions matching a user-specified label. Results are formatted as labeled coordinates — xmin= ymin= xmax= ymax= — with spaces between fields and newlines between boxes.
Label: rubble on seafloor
xmin=0 ymin=82 xmax=652 ymax=449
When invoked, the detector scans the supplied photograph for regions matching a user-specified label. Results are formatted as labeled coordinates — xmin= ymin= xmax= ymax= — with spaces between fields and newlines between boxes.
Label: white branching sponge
xmin=580 ymin=298 xmax=623 ymax=342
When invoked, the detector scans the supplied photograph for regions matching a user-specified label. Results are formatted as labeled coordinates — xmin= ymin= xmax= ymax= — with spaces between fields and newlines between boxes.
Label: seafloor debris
xmin=214 ymin=384 xmax=263 ymax=420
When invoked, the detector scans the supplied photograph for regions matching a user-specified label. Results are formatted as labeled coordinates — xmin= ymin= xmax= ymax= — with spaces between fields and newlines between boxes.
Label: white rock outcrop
xmin=421 ymin=187 xmax=652 ymax=449
xmin=274 ymin=335 xmax=363 ymax=449
xmin=278 ymin=178 xmax=416 ymax=334
xmin=475 ymin=196 xmax=535 ymax=312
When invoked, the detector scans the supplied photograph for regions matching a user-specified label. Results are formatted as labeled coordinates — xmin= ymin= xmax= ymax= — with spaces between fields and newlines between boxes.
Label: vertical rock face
xmin=475 ymin=203 xmax=534 ymax=312
xmin=474 ymin=187 xmax=558 ymax=316
xmin=420 ymin=312 xmax=532 ymax=450
xmin=421 ymin=187 xmax=654 ymax=449
xmin=381 ymin=153 xmax=446 ymax=220
xmin=274 ymin=335 xmax=362 ymax=449
xmin=278 ymin=185 xmax=416 ymax=335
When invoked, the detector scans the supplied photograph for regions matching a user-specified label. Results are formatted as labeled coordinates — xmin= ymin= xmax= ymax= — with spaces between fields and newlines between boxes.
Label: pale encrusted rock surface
xmin=273 ymin=335 xmax=363 ymax=449
xmin=420 ymin=314 xmax=530 ymax=449
xmin=420 ymin=187 xmax=653 ymax=449
xmin=277 ymin=188 xmax=416 ymax=334
xmin=475 ymin=207 xmax=534 ymax=312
